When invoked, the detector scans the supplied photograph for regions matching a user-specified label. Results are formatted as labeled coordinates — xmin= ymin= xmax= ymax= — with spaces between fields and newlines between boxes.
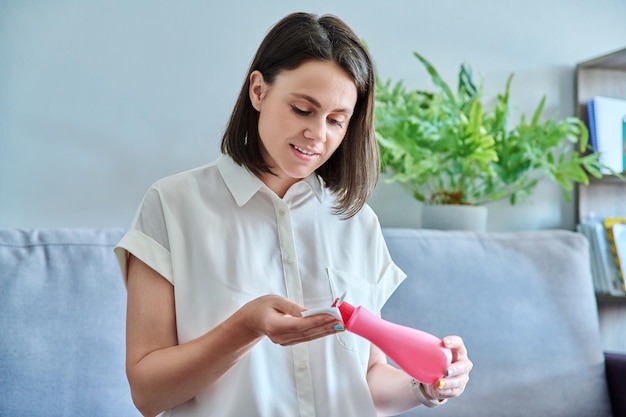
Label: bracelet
xmin=410 ymin=378 xmax=447 ymax=408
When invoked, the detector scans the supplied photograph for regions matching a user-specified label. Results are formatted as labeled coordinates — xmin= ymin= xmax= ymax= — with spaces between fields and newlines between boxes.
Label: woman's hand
xmin=423 ymin=335 xmax=473 ymax=401
xmin=237 ymin=294 xmax=343 ymax=346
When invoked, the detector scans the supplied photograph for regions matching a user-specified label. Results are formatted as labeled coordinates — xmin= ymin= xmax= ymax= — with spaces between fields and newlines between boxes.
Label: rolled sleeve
xmin=114 ymin=229 xmax=173 ymax=286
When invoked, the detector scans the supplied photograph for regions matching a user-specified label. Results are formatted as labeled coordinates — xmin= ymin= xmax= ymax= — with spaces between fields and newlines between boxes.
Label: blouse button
xmin=279 ymin=208 xmax=287 ymax=216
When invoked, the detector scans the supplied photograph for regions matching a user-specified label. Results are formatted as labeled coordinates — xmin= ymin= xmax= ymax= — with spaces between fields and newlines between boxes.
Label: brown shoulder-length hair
xmin=221 ymin=12 xmax=378 ymax=218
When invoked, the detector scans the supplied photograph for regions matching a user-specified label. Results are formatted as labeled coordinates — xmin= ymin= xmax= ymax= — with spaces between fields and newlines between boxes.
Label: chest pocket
xmin=326 ymin=267 xmax=376 ymax=352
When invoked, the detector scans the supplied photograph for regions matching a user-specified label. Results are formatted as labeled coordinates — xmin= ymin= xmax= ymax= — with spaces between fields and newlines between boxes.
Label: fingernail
xmin=334 ymin=324 xmax=345 ymax=332
xmin=438 ymin=380 xmax=446 ymax=389
xmin=446 ymin=368 xmax=454 ymax=377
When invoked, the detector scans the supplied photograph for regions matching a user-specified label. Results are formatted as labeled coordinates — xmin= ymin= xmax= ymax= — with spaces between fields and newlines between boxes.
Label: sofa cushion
xmin=382 ymin=228 xmax=612 ymax=417
xmin=0 ymin=229 xmax=139 ymax=416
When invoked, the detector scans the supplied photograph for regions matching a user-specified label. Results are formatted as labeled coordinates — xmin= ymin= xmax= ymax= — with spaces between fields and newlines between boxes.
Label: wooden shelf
xmin=575 ymin=47 xmax=626 ymax=223
xmin=597 ymin=294 xmax=626 ymax=303
xmin=577 ymin=49 xmax=626 ymax=354
xmin=586 ymin=175 xmax=625 ymax=185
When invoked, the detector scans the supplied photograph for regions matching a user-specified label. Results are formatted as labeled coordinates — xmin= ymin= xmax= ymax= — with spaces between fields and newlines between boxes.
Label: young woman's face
xmin=249 ymin=60 xmax=357 ymax=196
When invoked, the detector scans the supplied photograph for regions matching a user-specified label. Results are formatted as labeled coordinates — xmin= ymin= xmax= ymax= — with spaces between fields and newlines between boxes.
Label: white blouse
xmin=115 ymin=155 xmax=406 ymax=417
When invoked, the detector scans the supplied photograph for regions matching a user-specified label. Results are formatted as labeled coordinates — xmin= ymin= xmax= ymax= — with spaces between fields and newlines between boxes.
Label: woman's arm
xmin=125 ymin=254 xmax=341 ymax=417
xmin=367 ymin=336 xmax=472 ymax=416
xmin=366 ymin=344 xmax=420 ymax=416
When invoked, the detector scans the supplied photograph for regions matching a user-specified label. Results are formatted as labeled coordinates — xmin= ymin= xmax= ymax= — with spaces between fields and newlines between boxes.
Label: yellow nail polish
xmin=438 ymin=379 xmax=446 ymax=389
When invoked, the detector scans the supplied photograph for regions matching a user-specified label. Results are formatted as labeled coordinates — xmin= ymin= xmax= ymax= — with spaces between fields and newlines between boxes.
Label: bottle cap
xmin=336 ymin=301 xmax=355 ymax=323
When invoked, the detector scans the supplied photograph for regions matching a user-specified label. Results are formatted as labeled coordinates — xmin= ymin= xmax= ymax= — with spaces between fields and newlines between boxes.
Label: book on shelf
xmin=586 ymin=96 xmax=626 ymax=174
xmin=604 ymin=217 xmax=626 ymax=292
xmin=577 ymin=221 xmax=607 ymax=294
xmin=577 ymin=215 xmax=626 ymax=296
xmin=613 ymin=223 xmax=626 ymax=290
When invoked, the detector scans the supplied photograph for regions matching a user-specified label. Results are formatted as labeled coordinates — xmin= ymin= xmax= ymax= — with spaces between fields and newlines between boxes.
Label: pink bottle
xmin=334 ymin=300 xmax=452 ymax=384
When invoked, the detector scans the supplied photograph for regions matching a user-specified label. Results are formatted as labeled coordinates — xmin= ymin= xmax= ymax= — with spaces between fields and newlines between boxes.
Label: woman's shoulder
xmin=351 ymin=202 xmax=378 ymax=224
xmin=327 ymin=200 xmax=380 ymax=231
xmin=150 ymin=159 xmax=221 ymax=190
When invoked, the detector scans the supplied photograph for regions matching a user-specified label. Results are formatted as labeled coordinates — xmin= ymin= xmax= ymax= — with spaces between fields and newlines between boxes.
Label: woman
xmin=116 ymin=12 xmax=472 ymax=417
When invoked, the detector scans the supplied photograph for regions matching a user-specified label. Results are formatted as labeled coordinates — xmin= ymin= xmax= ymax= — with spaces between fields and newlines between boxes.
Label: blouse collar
xmin=217 ymin=154 xmax=325 ymax=207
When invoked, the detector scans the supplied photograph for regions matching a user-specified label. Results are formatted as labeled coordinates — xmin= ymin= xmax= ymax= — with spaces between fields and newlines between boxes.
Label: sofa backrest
xmin=0 ymin=228 xmax=613 ymax=417
xmin=0 ymin=229 xmax=139 ymax=416
xmin=381 ymin=228 xmax=613 ymax=417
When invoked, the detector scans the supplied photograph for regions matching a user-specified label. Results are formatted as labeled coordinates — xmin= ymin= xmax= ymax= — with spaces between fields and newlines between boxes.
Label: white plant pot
xmin=421 ymin=204 xmax=487 ymax=232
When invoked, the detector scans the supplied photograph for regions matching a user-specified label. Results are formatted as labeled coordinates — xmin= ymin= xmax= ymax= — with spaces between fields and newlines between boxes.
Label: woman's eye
xmin=291 ymin=104 xmax=344 ymax=128
xmin=291 ymin=105 xmax=310 ymax=116
xmin=329 ymin=118 xmax=344 ymax=128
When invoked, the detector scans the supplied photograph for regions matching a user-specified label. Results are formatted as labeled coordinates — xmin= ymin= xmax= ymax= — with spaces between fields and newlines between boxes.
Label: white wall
xmin=2 ymin=0 xmax=626 ymax=230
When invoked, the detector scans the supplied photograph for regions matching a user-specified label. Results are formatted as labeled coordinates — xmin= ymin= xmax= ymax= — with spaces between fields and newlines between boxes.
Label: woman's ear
xmin=249 ymin=70 xmax=265 ymax=111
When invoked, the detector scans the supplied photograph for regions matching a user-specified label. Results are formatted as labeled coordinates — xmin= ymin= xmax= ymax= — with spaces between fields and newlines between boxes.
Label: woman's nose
xmin=304 ymin=117 xmax=327 ymax=142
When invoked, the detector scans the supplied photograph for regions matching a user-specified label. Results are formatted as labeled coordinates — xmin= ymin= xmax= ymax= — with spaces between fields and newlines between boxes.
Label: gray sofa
xmin=1 ymin=228 xmax=624 ymax=417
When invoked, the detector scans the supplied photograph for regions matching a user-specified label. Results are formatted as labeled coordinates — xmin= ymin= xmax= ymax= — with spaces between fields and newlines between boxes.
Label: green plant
xmin=375 ymin=51 xmax=606 ymax=205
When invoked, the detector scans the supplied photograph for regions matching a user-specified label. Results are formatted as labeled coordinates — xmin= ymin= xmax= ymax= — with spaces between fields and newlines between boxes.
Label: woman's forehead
xmin=274 ymin=60 xmax=357 ymax=110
